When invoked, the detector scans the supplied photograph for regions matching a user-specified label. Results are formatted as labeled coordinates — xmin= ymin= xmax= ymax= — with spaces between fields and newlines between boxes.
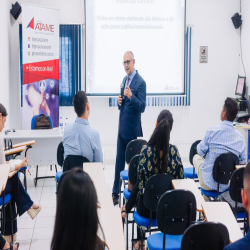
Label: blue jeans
xmin=4 ymin=173 xmax=33 ymax=235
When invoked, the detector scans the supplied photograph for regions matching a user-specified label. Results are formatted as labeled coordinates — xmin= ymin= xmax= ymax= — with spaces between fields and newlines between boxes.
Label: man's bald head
xmin=124 ymin=51 xmax=134 ymax=59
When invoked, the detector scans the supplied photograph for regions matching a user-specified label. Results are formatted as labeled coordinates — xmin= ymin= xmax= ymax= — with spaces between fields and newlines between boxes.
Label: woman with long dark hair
xmin=51 ymin=168 xmax=105 ymax=250
xmin=0 ymin=103 xmax=41 ymax=243
xmin=121 ymin=110 xmax=184 ymax=249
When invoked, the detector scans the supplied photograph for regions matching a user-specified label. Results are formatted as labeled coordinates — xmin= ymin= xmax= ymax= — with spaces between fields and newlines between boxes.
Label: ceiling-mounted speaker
xmin=10 ymin=2 xmax=22 ymax=20
xmin=231 ymin=13 xmax=242 ymax=29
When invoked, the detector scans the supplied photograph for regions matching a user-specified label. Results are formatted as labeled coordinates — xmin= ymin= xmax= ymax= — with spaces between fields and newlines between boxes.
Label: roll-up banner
xmin=22 ymin=4 xmax=59 ymax=129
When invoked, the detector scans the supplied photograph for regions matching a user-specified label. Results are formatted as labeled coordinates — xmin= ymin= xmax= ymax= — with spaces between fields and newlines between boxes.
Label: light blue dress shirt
xmin=197 ymin=120 xmax=246 ymax=191
xmin=63 ymin=117 xmax=103 ymax=163
xmin=123 ymin=69 xmax=137 ymax=90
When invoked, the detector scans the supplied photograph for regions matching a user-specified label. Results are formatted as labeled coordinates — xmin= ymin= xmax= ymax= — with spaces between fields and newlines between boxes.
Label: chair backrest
xmin=63 ymin=155 xmax=89 ymax=172
xmin=212 ymin=153 xmax=239 ymax=185
xmin=128 ymin=154 xmax=140 ymax=185
xmin=57 ymin=142 xmax=64 ymax=167
xmin=157 ymin=190 xmax=196 ymax=236
xmin=143 ymin=174 xmax=174 ymax=212
xmin=181 ymin=222 xmax=230 ymax=250
xmin=31 ymin=114 xmax=53 ymax=130
xmin=229 ymin=167 xmax=244 ymax=203
xmin=125 ymin=139 xmax=147 ymax=164
xmin=189 ymin=140 xmax=201 ymax=166
xmin=57 ymin=170 xmax=69 ymax=197
xmin=5 ymin=139 xmax=13 ymax=161
xmin=4 ymin=139 xmax=12 ymax=150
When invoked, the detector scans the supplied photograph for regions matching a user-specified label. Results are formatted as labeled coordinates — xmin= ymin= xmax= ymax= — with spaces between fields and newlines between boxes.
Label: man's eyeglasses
xmin=122 ymin=59 xmax=134 ymax=66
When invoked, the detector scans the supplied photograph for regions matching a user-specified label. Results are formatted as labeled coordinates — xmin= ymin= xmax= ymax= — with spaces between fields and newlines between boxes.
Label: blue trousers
xmin=4 ymin=173 xmax=33 ymax=235
xmin=112 ymin=135 xmax=135 ymax=197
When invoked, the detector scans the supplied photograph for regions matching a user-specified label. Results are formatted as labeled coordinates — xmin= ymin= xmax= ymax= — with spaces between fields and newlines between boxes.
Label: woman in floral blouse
xmin=121 ymin=110 xmax=184 ymax=249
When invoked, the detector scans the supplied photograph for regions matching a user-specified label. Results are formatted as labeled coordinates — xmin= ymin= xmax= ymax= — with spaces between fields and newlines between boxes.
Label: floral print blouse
xmin=137 ymin=144 xmax=184 ymax=194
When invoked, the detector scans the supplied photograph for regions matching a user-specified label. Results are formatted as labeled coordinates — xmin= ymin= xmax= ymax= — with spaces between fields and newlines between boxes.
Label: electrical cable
xmin=240 ymin=27 xmax=246 ymax=77
xmin=240 ymin=0 xmax=246 ymax=77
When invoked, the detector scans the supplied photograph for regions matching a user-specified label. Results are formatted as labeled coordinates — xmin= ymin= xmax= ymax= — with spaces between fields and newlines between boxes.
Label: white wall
xmin=4 ymin=0 xmax=243 ymax=163
xmin=0 ymin=1 xmax=11 ymax=129
xmin=241 ymin=0 xmax=250 ymax=93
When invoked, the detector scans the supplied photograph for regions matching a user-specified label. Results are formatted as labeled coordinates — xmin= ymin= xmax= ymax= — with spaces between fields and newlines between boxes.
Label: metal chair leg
xmin=9 ymin=202 xmax=13 ymax=243
xmin=132 ymin=220 xmax=134 ymax=250
xmin=140 ymin=227 xmax=144 ymax=250
xmin=34 ymin=165 xmax=38 ymax=187
xmin=55 ymin=165 xmax=58 ymax=173
xmin=0 ymin=199 xmax=2 ymax=234
xmin=24 ymin=169 xmax=27 ymax=190
xmin=126 ymin=216 xmax=129 ymax=250
xmin=1 ymin=191 xmax=5 ymax=235
xmin=119 ymin=178 xmax=122 ymax=207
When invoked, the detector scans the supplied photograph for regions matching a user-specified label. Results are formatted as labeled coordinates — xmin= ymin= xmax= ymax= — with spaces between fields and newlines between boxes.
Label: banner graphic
xmin=22 ymin=4 xmax=59 ymax=129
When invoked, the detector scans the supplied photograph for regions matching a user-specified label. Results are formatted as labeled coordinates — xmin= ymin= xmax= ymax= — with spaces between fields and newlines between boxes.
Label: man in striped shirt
xmin=193 ymin=98 xmax=246 ymax=193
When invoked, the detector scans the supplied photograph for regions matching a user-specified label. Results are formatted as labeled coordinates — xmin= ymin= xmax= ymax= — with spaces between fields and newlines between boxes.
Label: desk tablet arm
xmin=13 ymin=152 xmax=22 ymax=159
xmin=25 ymin=145 xmax=32 ymax=158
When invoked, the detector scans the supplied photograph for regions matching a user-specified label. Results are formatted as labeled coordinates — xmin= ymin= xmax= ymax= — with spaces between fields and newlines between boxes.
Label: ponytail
xmin=147 ymin=119 xmax=171 ymax=173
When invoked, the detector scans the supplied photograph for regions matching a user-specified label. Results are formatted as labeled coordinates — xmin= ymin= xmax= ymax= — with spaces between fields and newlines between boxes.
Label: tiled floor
xmin=16 ymin=164 xmax=117 ymax=250
xmin=16 ymin=165 xmax=58 ymax=250
xmin=16 ymin=162 xmax=193 ymax=250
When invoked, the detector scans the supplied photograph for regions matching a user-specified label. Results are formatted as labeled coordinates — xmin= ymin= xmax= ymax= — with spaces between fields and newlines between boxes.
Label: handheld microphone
xmin=119 ymin=82 xmax=124 ymax=106
xmin=120 ymin=82 xmax=124 ymax=98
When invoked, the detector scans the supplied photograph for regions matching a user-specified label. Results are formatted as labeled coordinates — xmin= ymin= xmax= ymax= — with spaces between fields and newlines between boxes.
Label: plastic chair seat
xmin=56 ymin=171 xmax=62 ymax=182
xmin=237 ymin=210 xmax=246 ymax=219
xmin=123 ymin=188 xmax=131 ymax=200
xmin=200 ymin=188 xmax=227 ymax=198
xmin=133 ymin=210 xmax=157 ymax=228
xmin=120 ymin=170 xmax=128 ymax=181
xmin=184 ymin=167 xmax=198 ymax=179
xmin=0 ymin=194 xmax=11 ymax=206
xmin=147 ymin=233 xmax=183 ymax=250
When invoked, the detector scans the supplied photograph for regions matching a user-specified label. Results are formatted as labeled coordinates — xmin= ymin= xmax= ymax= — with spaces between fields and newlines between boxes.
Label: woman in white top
xmin=0 ymin=103 xmax=41 ymax=243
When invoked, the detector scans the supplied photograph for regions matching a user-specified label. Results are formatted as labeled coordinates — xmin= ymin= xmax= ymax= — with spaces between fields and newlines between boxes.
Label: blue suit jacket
xmin=118 ymin=71 xmax=146 ymax=139
xmin=224 ymin=228 xmax=250 ymax=250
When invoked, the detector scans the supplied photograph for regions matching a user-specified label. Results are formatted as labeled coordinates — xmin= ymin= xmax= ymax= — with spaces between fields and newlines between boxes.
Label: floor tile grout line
xmin=29 ymin=165 xmax=47 ymax=249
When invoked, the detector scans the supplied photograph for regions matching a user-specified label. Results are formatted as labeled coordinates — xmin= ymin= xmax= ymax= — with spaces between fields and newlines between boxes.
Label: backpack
xmin=34 ymin=114 xmax=51 ymax=129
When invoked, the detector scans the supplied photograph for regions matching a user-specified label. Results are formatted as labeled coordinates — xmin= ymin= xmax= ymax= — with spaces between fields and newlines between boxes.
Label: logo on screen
xmin=165 ymin=85 xmax=179 ymax=91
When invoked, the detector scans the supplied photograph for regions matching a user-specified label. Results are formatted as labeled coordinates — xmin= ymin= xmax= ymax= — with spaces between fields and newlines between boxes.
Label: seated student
xmin=193 ymin=98 xmax=246 ymax=194
xmin=51 ymin=168 xmax=105 ymax=250
xmin=0 ymin=232 xmax=18 ymax=250
xmin=0 ymin=104 xmax=41 ymax=242
xmin=224 ymin=164 xmax=250 ymax=250
xmin=121 ymin=110 xmax=184 ymax=249
xmin=63 ymin=91 xmax=103 ymax=167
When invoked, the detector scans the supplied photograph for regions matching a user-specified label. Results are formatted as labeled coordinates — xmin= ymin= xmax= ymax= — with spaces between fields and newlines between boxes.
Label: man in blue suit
xmin=224 ymin=163 xmax=250 ymax=249
xmin=112 ymin=51 xmax=146 ymax=205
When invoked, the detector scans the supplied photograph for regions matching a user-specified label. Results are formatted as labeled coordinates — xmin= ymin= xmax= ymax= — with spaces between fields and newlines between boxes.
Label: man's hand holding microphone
xmin=119 ymin=83 xmax=132 ymax=106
